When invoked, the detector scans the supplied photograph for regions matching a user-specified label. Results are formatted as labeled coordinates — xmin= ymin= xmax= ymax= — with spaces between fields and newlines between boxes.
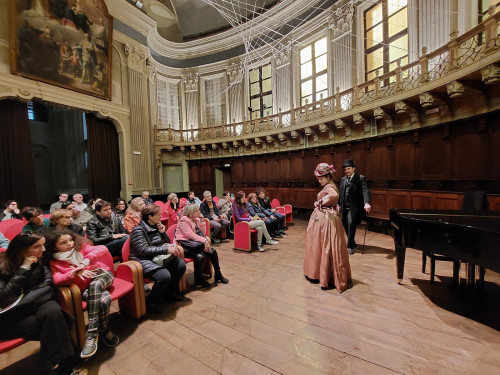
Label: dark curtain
xmin=0 ymin=100 xmax=37 ymax=207
xmin=86 ymin=114 xmax=121 ymax=202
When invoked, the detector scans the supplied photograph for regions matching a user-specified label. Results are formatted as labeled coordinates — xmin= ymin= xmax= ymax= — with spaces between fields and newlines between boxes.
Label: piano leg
xmin=422 ymin=253 xmax=427 ymax=274
xmin=452 ymin=261 xmax=460 ymax=287
xmin=395 ymin=244 xmax=406 ymax=284
xmin=466 ymin=263 xmax=476 ymax=287
xmin=430 ymin=256 xmax=436 ymax=284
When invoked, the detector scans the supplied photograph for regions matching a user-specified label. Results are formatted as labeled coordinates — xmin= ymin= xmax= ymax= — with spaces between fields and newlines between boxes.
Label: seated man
xmin=86 ymin=200 xmax=128 ymax=257
xmin=142 ymin=191 xmax=154 ymax=206
xmin=61 ymin=201 xmax=93 ymax=230
xmin=49 ymin=192 xmax=69 ymax=213
xmin=72 ymin=193 xmax=87 ymax=211
xmin=199 ymin=191 xmax=229 ymax=243
xmin=187 ymin=191 xmax=202 ymax=206
xmin=21 ymin=207 xmax=49 ymax=233
xmin=256 ymin=187 xmax=287 ymax=234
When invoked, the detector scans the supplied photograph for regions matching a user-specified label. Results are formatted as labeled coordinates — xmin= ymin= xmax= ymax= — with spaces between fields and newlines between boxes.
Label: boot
xmin=193 ymin=253 xmax=210 ymax=288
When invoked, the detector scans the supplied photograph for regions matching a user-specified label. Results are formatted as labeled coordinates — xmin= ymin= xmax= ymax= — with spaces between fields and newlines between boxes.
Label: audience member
xmin=112 ymin=198 xmax=127 ymax=225
xmin=0 ymin=231 xmax=9 ymax=248
xmin=256 ymin=187 xmax=287 ymax=232
xmin=175 ymin=204 xmax=228 ymax=287
xmin=129 ymin=205 xmax=186 ymax=313
xmin=217 ymin=192 xmax=233 ymax=222
xmin=66 ymin=202 xmax=94 ymax=229
xmin=47 ymin=231 xmax=119 ymax=359
xmin=0 ymin=232 xmax=84 ymax=375
xmin=199 ymin=191 xmax=230 ymax=243
xmin=2 ymin=200 xmax=21 ymax=221
xmin=83 ymin=198 xmax=102 ymax=218
xmin=187 ymin=191 xmax=202 ymax=206
xmin=247 ymin=193 xmax=282 ymax=238
xmin=165 ymin=193 xmax=181 ymax=228
xmin=124 ymin=197 xmax=145 ymax=233
xmin=49 ymin=193 xmax=69 ymax=213
xmin=43 ymin=209 xmax=85 ymax=236
xmin=21 ymin=207 xmax=49 ymax=233
xmin=141 ymin=191 xmax=154 ymax=206
xmin=72 ymin=193 xmax=87 ymax=211
xmin=232 ymin=191 xmax=278 ymax=252
xmin=86 ymin=201 xmax=128 ymax=258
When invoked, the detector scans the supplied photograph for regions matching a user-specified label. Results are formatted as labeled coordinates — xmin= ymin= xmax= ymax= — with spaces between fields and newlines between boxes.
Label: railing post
xmin=305 ymin=99 xmax=309 ymax=120
xmin=419 ymin=47 xmax=430 ymax=83
xmin=291 ymin=104 xmax=295 ymax=125
xmin=279 ymin=108 xmax=283 ymax=128
xmin=168 ymin=127 xmax=172 ymax=141
xmin=395 ymin=59 xmax=403 ymax=91
xmin=374 ymin=70 xmax=381 ymax=98
xmin=335 ymin=87 xmax=341 ymax=112
xmin=484 ymin=5 xmax=499 ymax=53
xmin=353 ymin=85 xmax=360 ymax=106
xmin=319 ymin=93 xmax=324 ymax=114
xmin=190 ymin=125 xmax=194 ymax=141
xmin=266 ymin=111 xmax=270 ymax=130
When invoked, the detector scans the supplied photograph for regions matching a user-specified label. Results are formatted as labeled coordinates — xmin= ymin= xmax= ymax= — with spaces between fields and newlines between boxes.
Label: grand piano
xmin=390 ymin=209 xmax=500 ymax=284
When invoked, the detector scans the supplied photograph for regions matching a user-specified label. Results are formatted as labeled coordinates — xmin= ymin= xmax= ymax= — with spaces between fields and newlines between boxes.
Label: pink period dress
xmin=303 ymin=183 xmax=351 ymax=292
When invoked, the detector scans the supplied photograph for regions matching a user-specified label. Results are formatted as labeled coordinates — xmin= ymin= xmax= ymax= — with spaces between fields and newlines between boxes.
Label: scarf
xmin=52 ymin=249 xmax=87 ymax=266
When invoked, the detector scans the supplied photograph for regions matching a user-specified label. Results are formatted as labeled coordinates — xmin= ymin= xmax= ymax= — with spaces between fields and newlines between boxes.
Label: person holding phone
xmin=217 ymin=192 xmax=234 ymax=224
xmin=47 ymin=231 xmax=119 ymax=359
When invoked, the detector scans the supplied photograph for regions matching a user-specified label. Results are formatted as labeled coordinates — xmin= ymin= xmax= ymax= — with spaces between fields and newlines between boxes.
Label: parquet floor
xmin=2 ymin=216 xmax=500 ymax=374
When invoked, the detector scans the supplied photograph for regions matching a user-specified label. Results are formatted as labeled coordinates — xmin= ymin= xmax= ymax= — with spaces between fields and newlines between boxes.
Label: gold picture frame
xmin=10 ymin=0 xmax=113 ymax=100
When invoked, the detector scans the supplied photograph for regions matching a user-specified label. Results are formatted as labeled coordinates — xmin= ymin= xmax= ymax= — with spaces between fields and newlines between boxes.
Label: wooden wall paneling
xmin=434 ymin=193 xmax=461 ymax=210
xmin=267 ymin=158 xmax=280 ymax=182
xmin=370 ymin=189 xmax=388 ymax=218
xmin=416 ymin=137 xmax=451 ymax=180
xmin=290 ymin=156 xmax=304 ymax=181
xmin=394 ymin=143 xmax=416 ymax=180
xmin=388 ymin=190 xmax=411 ymax=210
xmin=411 ymin=192 xmax=432 ymax=209
xmin=244 ymin=158 xmax=256 ymax=184
xmin=371 ymin=146 xmax=393 ymax=181
xmin=488 ymin=195 xmax=500 ymax=211
xmin=200 ymin=165 xmax=213 ymax=185
xmin=189 ymin=164 xmax=200 ymax=184
xmin=255 ymin=159 xmax=268 ymax=183
xmin=232 ymin=160 xmax=244 ymax=183
xmin=300 ymin=188 xmax=318 ymax=209
xmin=453 ymin=133 xmax=488 ymax=180
xmin=488 ymin=126 xmax=500 ymax=179
xmin=304 ymin=151 xmax=319 ymax=182
xmin=280 ymin=157 xmax=290 ymax=182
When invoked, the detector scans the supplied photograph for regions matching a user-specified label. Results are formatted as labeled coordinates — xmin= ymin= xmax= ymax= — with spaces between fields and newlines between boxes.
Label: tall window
xmin=157 ymin=78 xmax=180 ymax=130
xmin=205 ymin=76 xmax=226 ymax=127
xmin=249 ymin=63 xmax=272 ymax=120
xmin=300 ymin=37 xmax=328 ymax=106
xmin=364 ymin=0 xmax=408 ymax=82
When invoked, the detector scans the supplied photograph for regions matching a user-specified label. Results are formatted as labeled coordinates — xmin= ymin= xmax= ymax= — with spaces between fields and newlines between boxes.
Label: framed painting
xmin=9 ymin=0 xmax=113 ymax=100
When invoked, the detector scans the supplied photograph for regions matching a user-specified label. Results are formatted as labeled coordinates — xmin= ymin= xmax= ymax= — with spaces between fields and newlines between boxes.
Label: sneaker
xmin=212 ymin=237 xmax=220 ymax=244
xmin=280 ymin=230 xmax=288 ymax=236
xmin=69 ymin=368 xmax=88 ymax=375
xmin=80 ymin=333 xmax=98 ymax=358
xmin=99 ymin=329 xmax=119 ymax=347
xmin=267 ymin=239 xmax=279 ymax=245
xmin=273 ymin=233 xmax=283 ymax=238
xmin=257 ymin=245 xmax=265 ymax=252
xmin=215 ymin=274 xmax=229 ymax=284
xmin=348 ymin=248 xmax=356 ymax=255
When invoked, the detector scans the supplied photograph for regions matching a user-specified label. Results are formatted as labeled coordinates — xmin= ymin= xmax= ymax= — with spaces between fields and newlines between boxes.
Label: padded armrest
xmin=54 ymin=285 xmax=82 ymax=349
xmin=115 ymin=261 xmax=140 ymax=283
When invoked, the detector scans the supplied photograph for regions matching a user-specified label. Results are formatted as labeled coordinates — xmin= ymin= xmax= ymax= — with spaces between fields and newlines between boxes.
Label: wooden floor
xmin=2 ymin=216 xmax=500 ymax=374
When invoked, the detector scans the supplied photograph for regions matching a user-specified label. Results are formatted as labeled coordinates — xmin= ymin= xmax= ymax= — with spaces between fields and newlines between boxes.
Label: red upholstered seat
xmin=0 ymin=219 xmax=25 ymax=240
xmin=231 ymin=207 xmax=257 ymax=251
xmin=271 ymin=199 xmax=293 ymax=224
xmin=0 ymin=338 xmax=26 ymax=354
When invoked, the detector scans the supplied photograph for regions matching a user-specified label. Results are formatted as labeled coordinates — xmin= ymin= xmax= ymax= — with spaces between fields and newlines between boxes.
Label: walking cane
xmin=362 ymin=215 xmax=368 ymax=255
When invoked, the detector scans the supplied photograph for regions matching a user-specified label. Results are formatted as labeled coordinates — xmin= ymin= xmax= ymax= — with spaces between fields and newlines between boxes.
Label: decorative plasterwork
xmin=226 ymin=62 xmax=243 ymax=84
xmin=124 ymin=44 xmax=147 ymax=73
xmin=274 ymin=42 xmax=292 ymax=68
xmin=328 ymin=1 xmax=354 ymax=40
xmin=182 ymin=72 xmax=199 ymax=92
xmin=419 ymin=92 xmax=436 ymax=108
xmin=446 ymin=80 xmax=464 ymax=98
xmin=146 ymin=55 xmax=157 ymax=82
xmin=481 ymin=64 xmax=500 ymax=84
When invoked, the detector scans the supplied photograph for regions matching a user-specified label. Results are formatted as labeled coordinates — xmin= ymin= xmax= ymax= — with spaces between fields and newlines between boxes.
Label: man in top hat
xmin=338 ymin=159 xmax=371 ymax=255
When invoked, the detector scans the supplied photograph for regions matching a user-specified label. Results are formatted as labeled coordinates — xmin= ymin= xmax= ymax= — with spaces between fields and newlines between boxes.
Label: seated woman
xmin=47 ymin=231 xmax=119 ymax=359
xmin=21 ymin=206 xmax=49 ymax=233
xmin=174 ymin=204 xmax=228 ymax=287
xmin=129 ymin=205 xmax=186 ymax=313
xmin=1 ymin=200 xmax=21 ymax=221
xmin=232 ymin=191 xmax=278 ymax=252
xmin=42 ymin=209 xmax=85 ymax=236
xmin=256 ymin=187 xmax=287 ymax=233
xmin=112 ymin=198 xmax=128 ymax=225
xmin=0 ymin=232 xmax=84 ymax=375
xmin=62 ymin=202 xmax=93 ymax=229
xmin=165 ymin=193 xmax=181 ymax=228
xmin=124 ymin=197 xmax=145 ymax=234
xmin=246 ymin=193 xmax=282 ymax=238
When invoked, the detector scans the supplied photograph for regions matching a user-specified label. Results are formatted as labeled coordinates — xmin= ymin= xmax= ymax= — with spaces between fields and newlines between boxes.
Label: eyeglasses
xmin=9 ymin=203 xmax=18 ymax=206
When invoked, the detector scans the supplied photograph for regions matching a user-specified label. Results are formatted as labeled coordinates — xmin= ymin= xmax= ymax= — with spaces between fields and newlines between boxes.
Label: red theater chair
xmin=271 ymin=198 xmax=292 ymax=224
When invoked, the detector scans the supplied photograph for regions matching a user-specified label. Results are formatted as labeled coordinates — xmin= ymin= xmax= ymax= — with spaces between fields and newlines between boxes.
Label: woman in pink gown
xmin=303 ymin=163 xmax=351 ymax=292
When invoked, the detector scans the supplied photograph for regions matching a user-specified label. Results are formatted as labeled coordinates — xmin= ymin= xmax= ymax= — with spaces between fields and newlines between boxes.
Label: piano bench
xmin=422 ymin=253 xmax=460 ymax=285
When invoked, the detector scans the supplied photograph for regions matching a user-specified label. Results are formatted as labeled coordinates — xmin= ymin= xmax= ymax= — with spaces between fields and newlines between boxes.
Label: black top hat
xmin=343 ymin=159 xmax=356 ymax=168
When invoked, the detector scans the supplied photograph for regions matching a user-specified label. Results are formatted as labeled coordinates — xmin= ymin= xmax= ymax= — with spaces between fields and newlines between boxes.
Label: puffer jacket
xmin=129 ymin=220 xmax=173 ymax=274
xmin=86 ymin=213 xmax=125 ymax=244
xmin=247 ymin=202 xmax=272 ymax=219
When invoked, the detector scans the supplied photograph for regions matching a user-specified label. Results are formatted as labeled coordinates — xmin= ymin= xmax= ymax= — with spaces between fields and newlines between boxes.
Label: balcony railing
xmin=156 ymin=10 xmax=500 ymax=145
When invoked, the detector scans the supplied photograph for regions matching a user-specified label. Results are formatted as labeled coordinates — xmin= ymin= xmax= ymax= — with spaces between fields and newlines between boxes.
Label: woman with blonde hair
xmin=43 ymin=209 xmax=84 ymax=236
xmin=303 ymin=163 xmax=351 ymax=292
xmin=124 ymin=197 xmax=145 ymax=233
xmin=165 ymin=193 xmax=181 ymax=228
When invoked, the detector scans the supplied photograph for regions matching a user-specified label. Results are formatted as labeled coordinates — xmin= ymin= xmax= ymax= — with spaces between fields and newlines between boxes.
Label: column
xmin=226 ymin=62 xmax=243 ymax=123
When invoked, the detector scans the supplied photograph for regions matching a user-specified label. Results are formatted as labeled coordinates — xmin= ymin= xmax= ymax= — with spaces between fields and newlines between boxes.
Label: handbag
xmin=152 ymin=254 xmax=175 ymax=267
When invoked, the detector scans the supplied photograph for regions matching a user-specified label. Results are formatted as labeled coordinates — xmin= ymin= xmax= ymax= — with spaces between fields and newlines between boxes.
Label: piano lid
xmin=391 ymin=209 xmax=500 ymax=233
